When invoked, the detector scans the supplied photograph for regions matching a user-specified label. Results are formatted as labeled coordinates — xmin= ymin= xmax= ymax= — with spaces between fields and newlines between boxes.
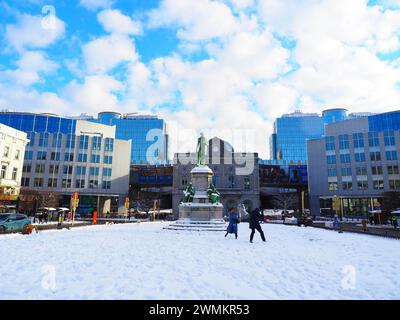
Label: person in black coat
xmin=249 ymin=208 xmax=266 ymax=243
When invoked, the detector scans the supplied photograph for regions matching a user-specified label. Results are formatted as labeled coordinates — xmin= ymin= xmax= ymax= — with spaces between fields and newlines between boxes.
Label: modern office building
xmin=173 ymin=137 xmax=260 ymax=219
xmin=0 ymin=124 xmax=29 ymax=205
xmin=307 ymin=110 xmax=400 ymax=216
xmin=0 ymin=112 xmax=131 ymax=214
xmin=270 ymin=108 xmax=355 ymax=162
xmin=91 ymin=112 xmax=168 ymax=165
xmin=0 ymin=111 xmax=169 ymax=165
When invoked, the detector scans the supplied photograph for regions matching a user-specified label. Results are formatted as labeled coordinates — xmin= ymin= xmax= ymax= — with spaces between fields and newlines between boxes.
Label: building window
xmin=373 ymin=180 xmax=384 ymax=190
xmin=341 ymin=167 xmax=352 ymax=176
xmin=371 ymin=166 xmax=383 ymax=175
xmin=340 ymin=154 xmax=350 ymax=164
xmin=328 ymin=168 xmax=337 ymax=177
xmin=89 ymin=167 xmax=99 ymax=176
xmin=38 ymin=133 xmax=49 ymax=147
xmin=354 ymin=152 xmax=366 ymax=162
xmin=51 ymin=152 xmax=60 ymax=161
xmin=63 ymin=165 xmax=73 ymax=175
xmin=327 ymin=155 xmax=336 ymax=164
xmin=21 ymin=177 xmax=30 ymax=187
xmin=3 ymin=146 xmax=10 ymax=158
xmin=34 ymin=178 xmax=43 ymax=187
xmin=325 ymin=136 xmax=335 ymax=151
xmin=91 ymin=154 xmax=100 ymax=163
xmin=386 ymin=151 xmax=397 ymax=161
xmin=92 ymin=136 xmax=102 ymax=150
xmin=11 ymin=168 xmax=18 ymax=180
xmin=1 ymin=165 xmax=7 ymax=178
xmin=37 ymin=151 xmax=47 ymax=161
xmin=15 ymin=149 xmax=20 ymax=160
xmin=49 ymin=165 xmax=59 ymax=174
xmin=23 ymin=164 xmax=31 ymax=173
xmin=102 ymin=181 xmax=111 ymax=189
xmin=368 ymin=132 xmax=379 ymax=147
xmin=25 ymin=150 xmax=33 ymax=160
xmin=78 ymin=153 xmax=87 ymax=162
xmin=52 ymin=133 xmax=62 ymax=148
xmin=89 ymin=180 xmax=99 ymax=189
xmin=64 ymin=153 xmax=74 ymax=162
xmin=76 ymin=179 xmax=85 ymax=188
xmin=105 ymin=138 xmax=114 ymax=152
xmin=389 ymin=180 xmax=400 ymax=190
xmin=213 ymin=175 xmax=219 ymax=188
xmin=62 ymin=179 xmax=72 ymax=188
xmin=66 ymin=134 xmax=76 ymax=149
xmin=79 ymin=135 xmax=89 ymax=150
xmin=387 ymin=165 xmax=399 ymax=175
xmin=370 ymin=151 xmax=381 ymax=162
xmin=339 ymin=134 xmax=349 ymax=149
xmin=228 ymin=176 xmax=235 ymax=188
xmin=357 ymin=181 xmax=368 ymax=190
xmin=353 ymin=133 xmax=364 ymax=148
xmin=103 ymin=155 xmax=113 ymax=164
xmin=76 ymin=166 xmax=87 ymax=176
xmin=35 ymin=164 xmax=45 ymax=174
xmin=244 ymin=177 xmax=250 ymax=190
xmin=182 ymin=176 xmax=188 ymax=187
xmin=328 ymin=182 xmax=338 ymax=190
xmin=383 ymin=130 xmax=395 ymax=146
xmin=356 ymin=166 xmax=367 ymax=176
xmin=48 ymin=178 xmax=58 ymax=188
xmin=102 ymin=168 xmax=112 ymax=177
xmin=342 ymin=181 xmax=352 ymax=190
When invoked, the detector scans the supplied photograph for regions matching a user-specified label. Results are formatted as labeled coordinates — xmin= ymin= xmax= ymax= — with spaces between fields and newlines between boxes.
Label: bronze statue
xmin=182 ymin=183 xmax=195 ymax=203
xmin=196 ymin=132 xmax=208 ymax=166
xmin=207 ymin=183 xmax=220 ymax=204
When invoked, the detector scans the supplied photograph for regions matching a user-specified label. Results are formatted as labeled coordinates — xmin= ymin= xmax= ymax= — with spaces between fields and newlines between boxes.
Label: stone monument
xmin=165 ymin=133 xmax=226 ymax=231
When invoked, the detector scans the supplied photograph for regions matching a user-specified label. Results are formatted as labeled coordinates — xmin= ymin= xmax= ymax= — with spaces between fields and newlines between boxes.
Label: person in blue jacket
xmin=225 ymin=207 xmax=238 ymax=239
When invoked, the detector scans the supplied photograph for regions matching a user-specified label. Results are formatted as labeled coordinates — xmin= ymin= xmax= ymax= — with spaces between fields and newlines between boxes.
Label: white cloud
xmin=82 ymin=34 xmax=138 ymax=74
xmin=148 ymin=0 xmax=239 ymax=41
xmin=0 ymin=51 xmax=58 ymax=87
xmin=62 ymin=75 xmax=123 ymax=113
xmin=5 ymin=13 xmax=65 ymax=51
xmin=80 ymin=0 xmax=113 ymax=11
xmin=98 ymin=9 xmax=142 ymax=35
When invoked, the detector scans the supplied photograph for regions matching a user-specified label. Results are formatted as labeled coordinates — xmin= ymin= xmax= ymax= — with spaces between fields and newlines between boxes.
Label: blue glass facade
xmin=0 ymin=113 xmax=76 ymax=135
xmin=368 ymin=111 xmax=400 ymax=132
xmin=91 ymin=112 xmax=168 ymax=165
xmin=272 ymin=114 xmax=325 ymax=161
xmin=0 ymin=111 xmax=169 ymax=165
xmin=322 ymin=109 xmax=348 ymax=124
xmin=271 ymin=109 xmax=350 ymax=162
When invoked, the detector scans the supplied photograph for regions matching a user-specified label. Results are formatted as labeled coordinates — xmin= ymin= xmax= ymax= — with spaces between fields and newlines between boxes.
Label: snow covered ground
xmin=0 ymin=222 xmax=399 ymax=300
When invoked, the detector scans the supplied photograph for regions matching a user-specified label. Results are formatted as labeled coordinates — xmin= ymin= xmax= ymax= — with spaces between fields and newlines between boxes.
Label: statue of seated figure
xmin=207 ymin=183 xmax=220 ymax=204
xmin=182 ymin=183 xmax=195 ymax=203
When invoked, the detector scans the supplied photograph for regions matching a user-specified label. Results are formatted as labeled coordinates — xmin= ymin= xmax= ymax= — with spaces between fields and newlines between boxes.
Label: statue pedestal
xmin=165 ymin=165 xmax=226 ymax=231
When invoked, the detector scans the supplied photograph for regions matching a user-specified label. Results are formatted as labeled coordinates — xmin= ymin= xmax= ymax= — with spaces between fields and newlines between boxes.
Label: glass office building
xmin=91 ymin=112 xmax=168 ymax=165
xmin=0 ymin=111 xmax=169 ymax=165
xmin=270 ymin=108 xmax=351 ymax=162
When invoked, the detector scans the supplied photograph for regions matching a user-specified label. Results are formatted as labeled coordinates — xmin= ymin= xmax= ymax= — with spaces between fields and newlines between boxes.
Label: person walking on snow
xmin=225 ymin=207 xmax=238 ymax=239
xmin=392 ymin=214 xmax=398 ymax=229
xmin=249 ymin=208 xmax=266 ymax=243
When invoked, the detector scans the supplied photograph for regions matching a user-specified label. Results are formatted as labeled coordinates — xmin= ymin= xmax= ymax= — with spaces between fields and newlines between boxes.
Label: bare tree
xmin=272 ymin=193 xmax=299 ymax=212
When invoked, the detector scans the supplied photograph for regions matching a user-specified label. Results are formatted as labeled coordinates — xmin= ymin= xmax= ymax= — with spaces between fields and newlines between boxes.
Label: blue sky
xmin=0 ymin=0 xmax=399 ymax=157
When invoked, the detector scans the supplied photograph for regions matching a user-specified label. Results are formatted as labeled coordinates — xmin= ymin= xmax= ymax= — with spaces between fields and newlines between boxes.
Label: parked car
xmin=0 ymin=214 xmax=31 ymax=233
